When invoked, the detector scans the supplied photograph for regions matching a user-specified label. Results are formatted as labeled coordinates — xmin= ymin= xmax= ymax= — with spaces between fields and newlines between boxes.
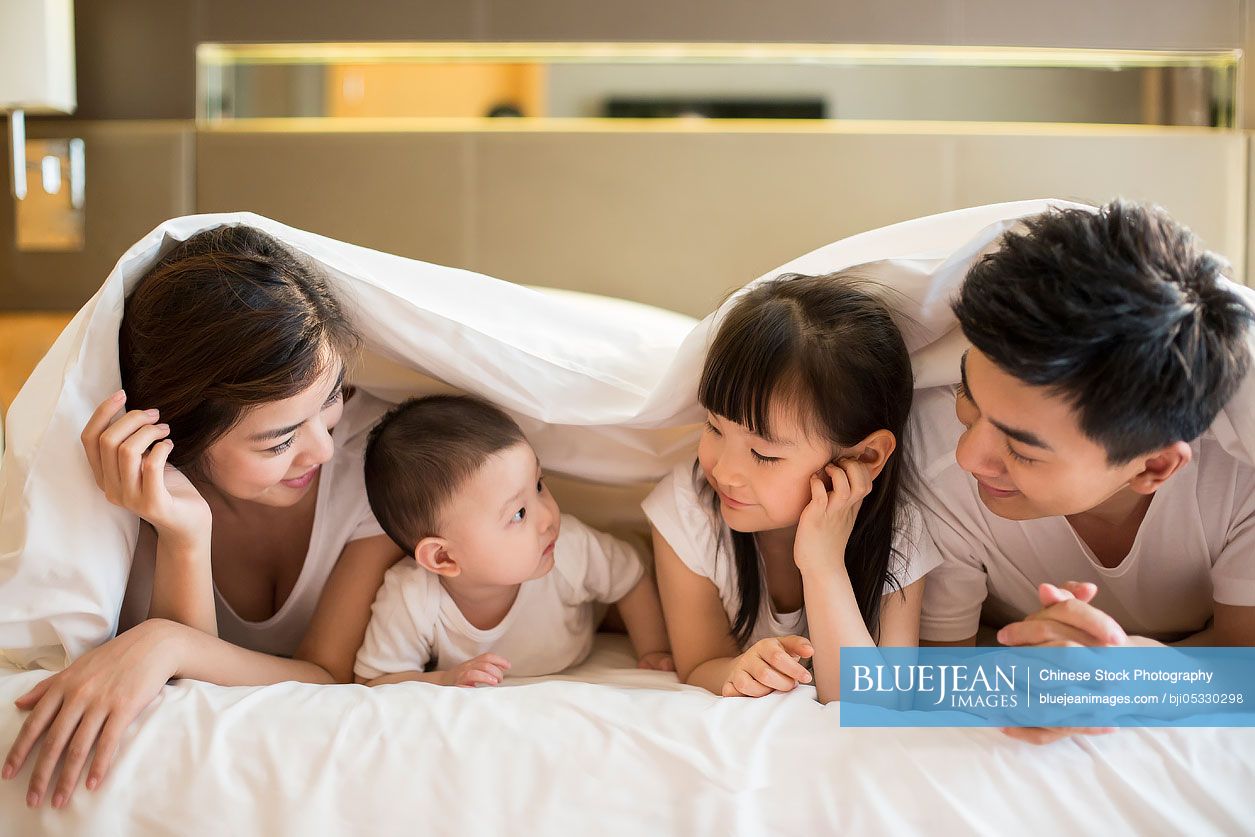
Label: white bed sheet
xmin=2 ymin=634 xmax=1252 ymax=836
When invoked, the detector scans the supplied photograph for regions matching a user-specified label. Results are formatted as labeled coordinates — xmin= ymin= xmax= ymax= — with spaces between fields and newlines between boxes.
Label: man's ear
xmin=849 ymin=429 xmax=897 ymax=480
xmin=414 ymin=536 xmax=459 ymax=577
xmin=1128 ymin=441 xmax=1192 ymax=494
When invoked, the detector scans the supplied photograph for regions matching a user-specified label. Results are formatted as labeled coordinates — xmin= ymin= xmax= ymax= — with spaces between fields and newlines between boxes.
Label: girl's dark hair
xmin=119 ymin=225 xmax=359 ymax=477
xmin=699 ymin=272 xmax=916 ymax=646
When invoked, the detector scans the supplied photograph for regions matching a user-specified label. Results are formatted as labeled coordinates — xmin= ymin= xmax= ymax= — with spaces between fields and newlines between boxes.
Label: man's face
xmin=953 ymin=348 xmax=1147 ymax=520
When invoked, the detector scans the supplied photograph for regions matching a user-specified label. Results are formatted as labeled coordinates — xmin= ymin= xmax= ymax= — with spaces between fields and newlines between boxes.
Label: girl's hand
xmin=636 ymin=651 xmax=676 ymax=672
xmin=793 ymin=458 xmax=873 ymax=576
xmin=442 ymin=653 xmax=511 ymax=687
xmin=82 ymin=391 xmax=211 ymax=548
xmin=721 ymin=635 xmax=814 ymax=697
xmin=3 ymin=619 xmax=185 ymax=809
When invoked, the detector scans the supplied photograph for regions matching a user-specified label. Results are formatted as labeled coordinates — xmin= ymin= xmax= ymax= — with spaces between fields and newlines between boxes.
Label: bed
xmin=3 ymin=635 xmax=1253 ymax=834
xmin=4 ymin=203 xmax=1254 ymax=834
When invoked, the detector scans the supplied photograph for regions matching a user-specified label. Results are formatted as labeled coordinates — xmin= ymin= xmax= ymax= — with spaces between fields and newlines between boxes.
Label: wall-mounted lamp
xmin=1 ymin=0 xmax=80 ymax=251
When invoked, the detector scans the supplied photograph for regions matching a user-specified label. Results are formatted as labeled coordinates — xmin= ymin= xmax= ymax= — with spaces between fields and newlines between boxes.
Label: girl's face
xmin=198 ymin=359 xmax=346 ymax=508
xmin=698 ymin=405 xmax=838 ymax=534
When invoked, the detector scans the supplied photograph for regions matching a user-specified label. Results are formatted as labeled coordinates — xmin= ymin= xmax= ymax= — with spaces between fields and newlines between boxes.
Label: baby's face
xmin=438 ymin=441 xmax=562 ymax=587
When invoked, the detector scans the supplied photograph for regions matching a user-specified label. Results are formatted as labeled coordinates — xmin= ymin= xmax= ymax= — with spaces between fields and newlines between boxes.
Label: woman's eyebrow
xmin=251 ymin=366 xmax=346 ymax=443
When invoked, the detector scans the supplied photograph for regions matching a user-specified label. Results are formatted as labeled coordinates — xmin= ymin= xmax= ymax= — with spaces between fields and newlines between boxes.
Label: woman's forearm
xmin=160 ymin=620 xmax=336 ymax=686
xmin=148 ymin=534 xmax=217 ymax=636
xmin=801 ymin=568 xmax=875 ymax=704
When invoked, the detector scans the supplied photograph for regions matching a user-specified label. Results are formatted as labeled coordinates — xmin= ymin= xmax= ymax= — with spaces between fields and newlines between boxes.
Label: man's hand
xmin=997 ymin=581 xmax=1128 ymax=647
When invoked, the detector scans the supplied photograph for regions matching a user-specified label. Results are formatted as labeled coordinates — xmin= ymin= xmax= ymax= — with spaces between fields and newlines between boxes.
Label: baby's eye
xmin=511 ymin=507 xmax=526 ymax=523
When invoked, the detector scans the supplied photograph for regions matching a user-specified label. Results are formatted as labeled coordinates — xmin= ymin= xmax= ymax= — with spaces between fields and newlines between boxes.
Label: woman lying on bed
xmin=3 ymin=226 xmax=404 ymax=809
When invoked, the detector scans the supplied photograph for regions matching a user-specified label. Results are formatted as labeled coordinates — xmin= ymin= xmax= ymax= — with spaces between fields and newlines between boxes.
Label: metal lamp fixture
xmin=0 ymin=0 xmax=80 ymax=251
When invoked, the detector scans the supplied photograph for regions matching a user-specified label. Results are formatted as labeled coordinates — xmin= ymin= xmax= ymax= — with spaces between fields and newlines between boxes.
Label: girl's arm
xmin=653 ymin=527 xmax=810 ymax=696
xmin=652 ymin=525 xmax=742 ymax=693
xmin=612 ymin=575 xmax=673 ymax=667
xmin=294 ymin=534 xmax=404 ymax=683
xmin=801 ymin=570 xmax=925 ymax=703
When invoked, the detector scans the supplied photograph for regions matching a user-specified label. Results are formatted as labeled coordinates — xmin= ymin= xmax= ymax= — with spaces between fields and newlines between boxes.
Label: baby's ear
xmin=853 ymin=429 xmax=897 ymax=480
xmin=415 ymin=537 xmax=459 ymax=577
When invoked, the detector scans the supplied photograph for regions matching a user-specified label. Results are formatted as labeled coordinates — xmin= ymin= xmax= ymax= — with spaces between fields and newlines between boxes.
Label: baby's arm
xmin=613 ymin=575 xmax=674 ymax=671
xmin=357 ymin=654 xmax=511 ymax=687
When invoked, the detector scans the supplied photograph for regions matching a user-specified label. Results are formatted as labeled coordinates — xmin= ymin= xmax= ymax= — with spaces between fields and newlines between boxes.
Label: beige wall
xmin=0 ymin=121 xmax=194 ymax=309
xmin=196 ymin=126 xmax=1249 ymax=318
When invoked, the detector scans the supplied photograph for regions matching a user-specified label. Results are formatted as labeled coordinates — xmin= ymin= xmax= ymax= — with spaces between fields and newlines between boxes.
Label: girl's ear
xmin=414 ymin=536 xmax=460 ymax=577
xmin=850 ymin=430 xmax=897 ymax=480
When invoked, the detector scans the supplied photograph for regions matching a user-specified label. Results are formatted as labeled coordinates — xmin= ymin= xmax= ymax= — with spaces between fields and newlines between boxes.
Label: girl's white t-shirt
xmin=354 ymin=515 xmax=644 ymax=680
xmin=120 ymin=389 xmax=389 ymax=657
xmin=642 ymin=461 xmax=941 ymax=650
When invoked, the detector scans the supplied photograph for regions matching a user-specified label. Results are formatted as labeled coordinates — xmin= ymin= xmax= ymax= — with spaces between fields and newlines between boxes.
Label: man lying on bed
xmin=913 ymin=201 xmax=1255 ymax=741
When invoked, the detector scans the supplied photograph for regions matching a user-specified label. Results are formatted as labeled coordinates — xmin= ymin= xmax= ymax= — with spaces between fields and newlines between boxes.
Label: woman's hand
xmin=82 ymin=390 xmax=211 ymax=548
xmin=3 ymin=619 xmax=185 ymax=809
xmin=721 ymin=635 xmax=814 ymax=697
xmin=793 ymin=459 xmax=872 ymax=577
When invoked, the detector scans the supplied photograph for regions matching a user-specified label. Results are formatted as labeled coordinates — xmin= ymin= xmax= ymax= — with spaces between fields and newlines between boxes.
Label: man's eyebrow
xmin=990 ymin=419 xmax=1053 ymax=451
xmin=960 ymin=350 xmax=1053 ymax=451
xmin=250 ymin=366 xmax=346 ymax=443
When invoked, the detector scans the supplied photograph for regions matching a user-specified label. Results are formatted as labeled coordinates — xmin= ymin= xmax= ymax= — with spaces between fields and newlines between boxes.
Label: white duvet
xmin=3 ymin=200 xmax=1254 ymax=834
xmin=3 ymin=636 xmax=1254 ymax=835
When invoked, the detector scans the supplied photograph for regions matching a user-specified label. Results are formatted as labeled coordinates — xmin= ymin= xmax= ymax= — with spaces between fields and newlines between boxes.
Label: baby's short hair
xmin=364 ymin=394 xmax=526 ymax=555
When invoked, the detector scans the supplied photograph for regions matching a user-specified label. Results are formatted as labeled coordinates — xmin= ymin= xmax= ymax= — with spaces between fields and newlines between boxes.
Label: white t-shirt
xmin=913 ymin=386 xmax=1255 ymax=643
xmin=642 ymin=460 xmax=942 ymax=650
xmin=120 ymin=389 xmax=388 ymax=657
xmin=354 ymin=515 xmax=644 ymax=680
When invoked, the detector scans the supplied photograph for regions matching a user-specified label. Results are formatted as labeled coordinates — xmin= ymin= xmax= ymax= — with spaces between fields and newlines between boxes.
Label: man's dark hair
xmin=954 ymin=200 xmax=1253 ymax=464
xmin=364 ymin=395 xmax=526 ymax=554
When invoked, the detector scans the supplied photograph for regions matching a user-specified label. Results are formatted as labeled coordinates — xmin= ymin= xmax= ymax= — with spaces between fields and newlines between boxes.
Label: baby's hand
xmin=721 ymin=635 xmax=814 ymax=698
xmin=443 ymin=653 xmax=511 ymax=687
xmin=636 ymin=651 xmax=676 ymax=672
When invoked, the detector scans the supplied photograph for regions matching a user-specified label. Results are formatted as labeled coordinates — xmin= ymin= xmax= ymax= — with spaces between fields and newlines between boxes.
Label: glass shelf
xmin=197 ymin=42 xmax=1241 ymax=130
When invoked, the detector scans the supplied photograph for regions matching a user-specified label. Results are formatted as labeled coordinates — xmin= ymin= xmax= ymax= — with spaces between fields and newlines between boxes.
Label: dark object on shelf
xmin=604 ymin=98 xmax=826 ymax=119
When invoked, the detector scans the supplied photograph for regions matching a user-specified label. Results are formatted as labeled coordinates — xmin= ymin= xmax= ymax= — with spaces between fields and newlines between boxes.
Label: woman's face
xmin=198 ymin=360 xmax=345 ymax=508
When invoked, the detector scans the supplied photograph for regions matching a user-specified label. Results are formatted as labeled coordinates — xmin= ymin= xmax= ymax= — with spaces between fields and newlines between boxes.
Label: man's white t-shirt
xmin=120 ymin=389 xmax=389 ymax=657
xmin=914 ymin=386 xmax=1255 ymax=643
xmin=642 ymin=461 xmax=942 ymax=650
xmin=354 ymin=515 xmax=644 ymax=680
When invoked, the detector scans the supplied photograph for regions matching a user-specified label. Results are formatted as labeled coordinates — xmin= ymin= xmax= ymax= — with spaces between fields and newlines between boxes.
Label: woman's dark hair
xmin=699 ymin=272 xmax=916 ymax=646
xmin=954 ymin=201 xmax=1254 ymax=464
xmin=364 ymin=395 xmax=526 ymax=555
xmin=119 ymin=225 xmax=359 ymax=477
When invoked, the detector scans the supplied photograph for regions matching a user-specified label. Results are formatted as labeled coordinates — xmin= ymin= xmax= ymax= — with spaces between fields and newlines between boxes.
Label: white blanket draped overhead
xmin=3 ymin=200 xmax=1252 ymax=667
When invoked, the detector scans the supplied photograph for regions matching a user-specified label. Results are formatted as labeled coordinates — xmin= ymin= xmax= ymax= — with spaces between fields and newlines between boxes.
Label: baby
xmin=354 ymin=394 xmax=673 ymax=686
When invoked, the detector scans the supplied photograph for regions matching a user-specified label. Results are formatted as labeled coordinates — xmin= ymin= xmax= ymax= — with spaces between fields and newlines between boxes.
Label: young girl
xmin=646 ymin=272 xmax=941 ymax=704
